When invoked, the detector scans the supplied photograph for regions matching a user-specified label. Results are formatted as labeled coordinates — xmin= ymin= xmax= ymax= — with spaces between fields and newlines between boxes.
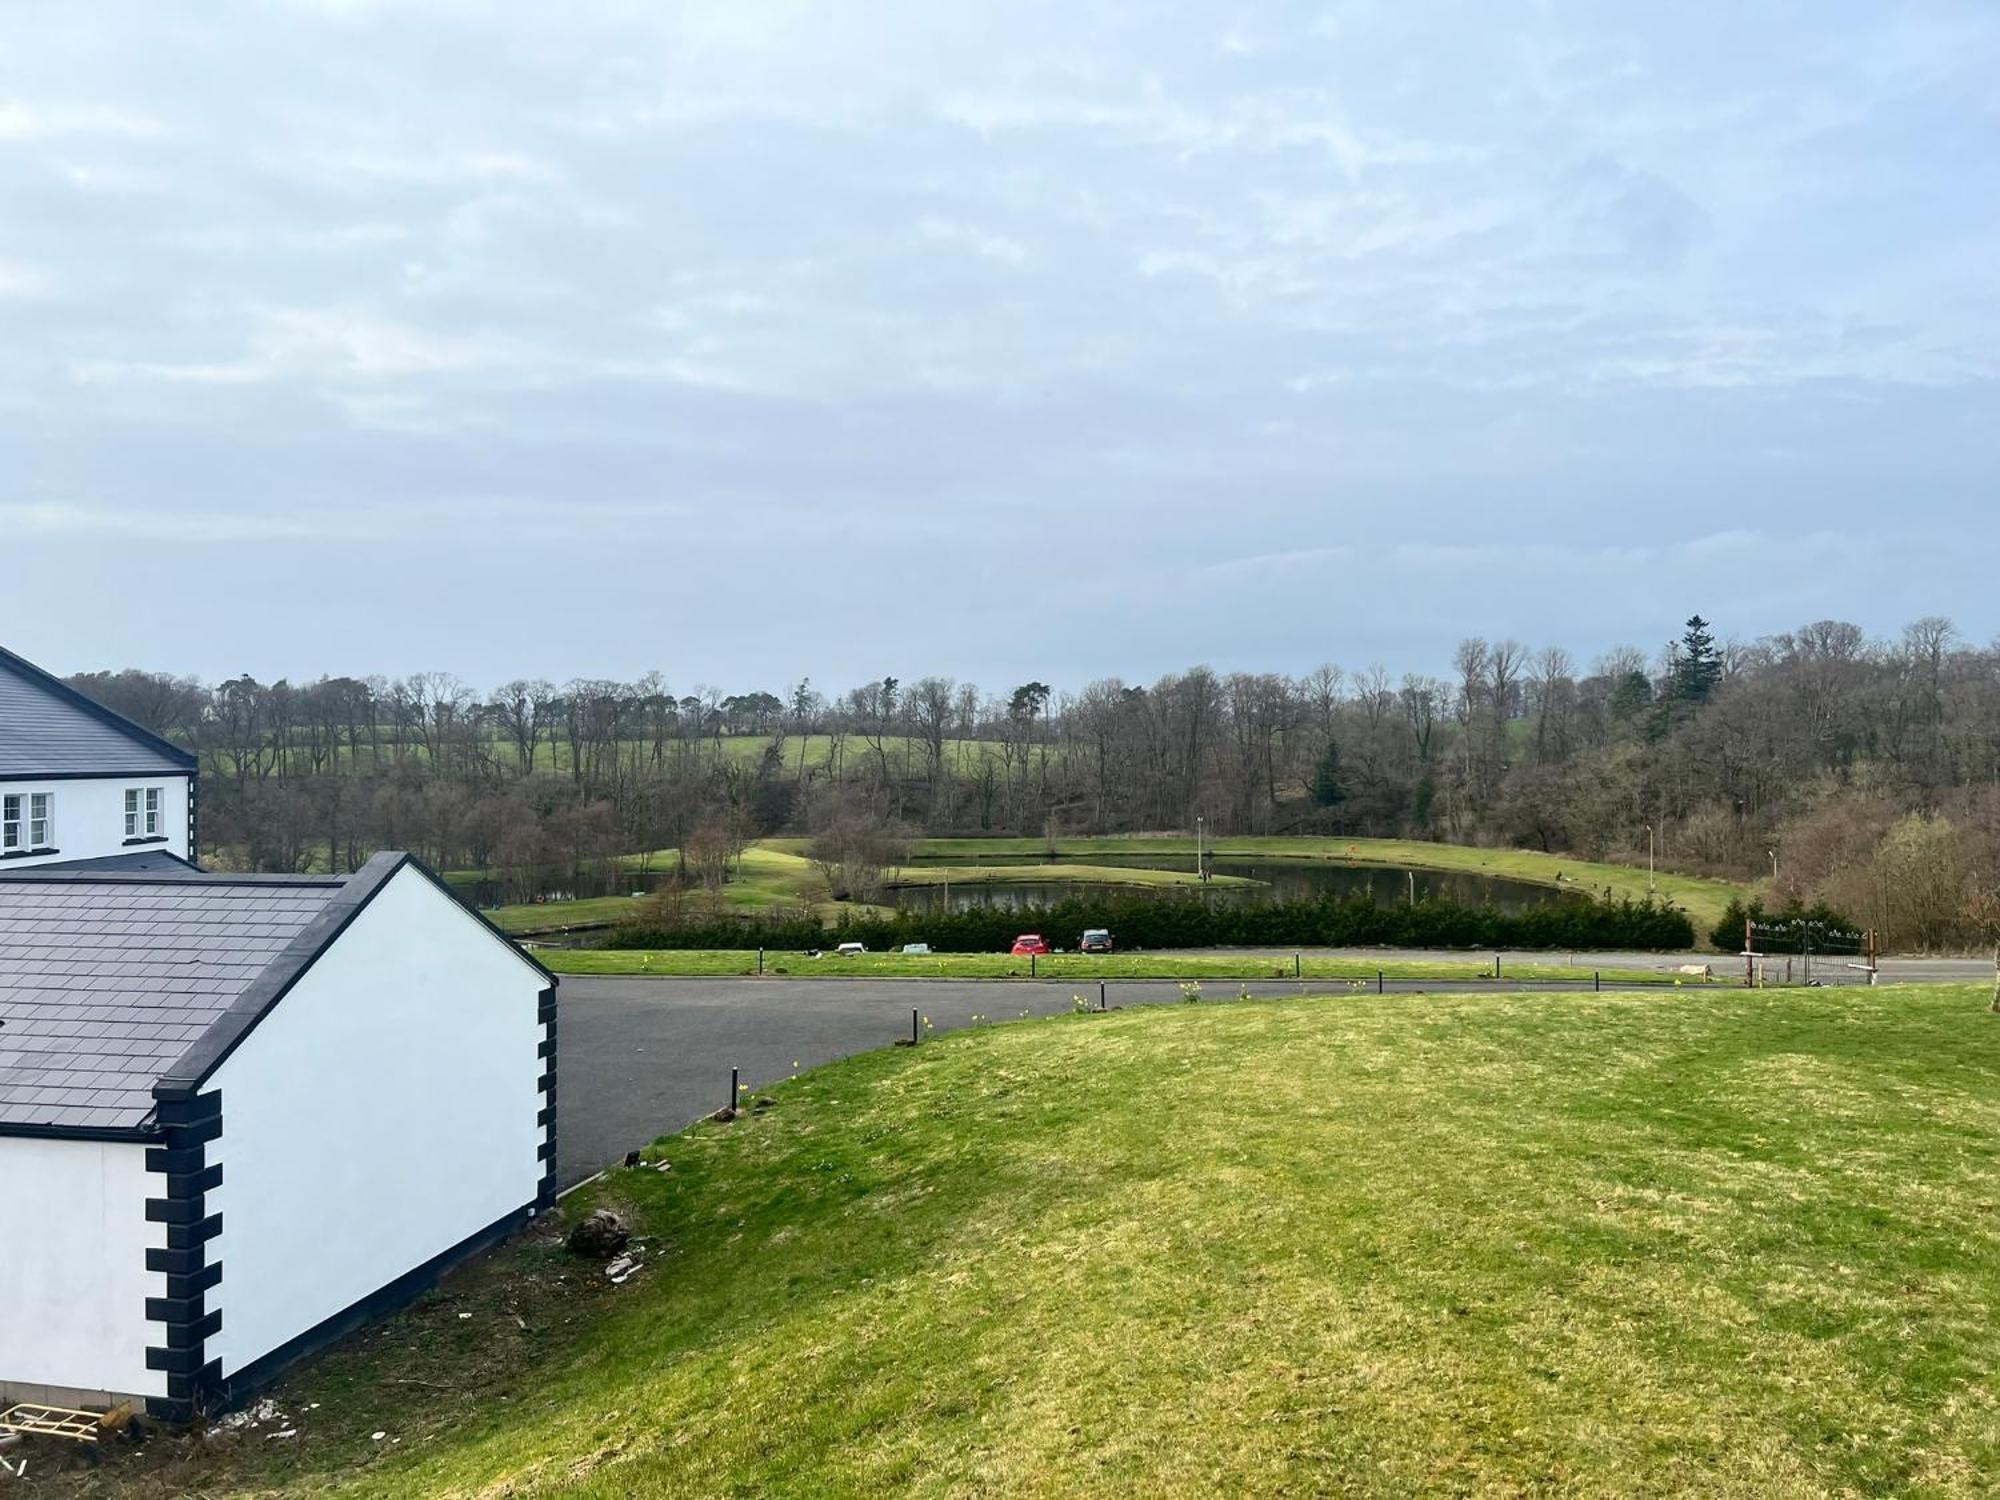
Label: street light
xmin=1644 ymin=823 xmax=1656 ymax=893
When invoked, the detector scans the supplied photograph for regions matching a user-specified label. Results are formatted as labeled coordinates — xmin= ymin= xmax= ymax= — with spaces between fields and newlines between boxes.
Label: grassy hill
xmin=58 ymin=984 xmax=2000 ymax=1497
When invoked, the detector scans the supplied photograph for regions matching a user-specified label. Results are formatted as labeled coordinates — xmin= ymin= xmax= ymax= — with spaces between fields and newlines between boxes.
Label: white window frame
xmin=1 ymin=794 xmax=18 ymax=851
xmin=27 ymin=792 xmax=50 ymax=849
xmin=125 ymin=786 xmax=163 ymax=838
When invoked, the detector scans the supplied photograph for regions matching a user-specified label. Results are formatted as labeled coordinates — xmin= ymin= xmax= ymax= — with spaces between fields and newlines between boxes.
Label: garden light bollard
xmin=1098 ymin=980 xmax=1107 ymax=1011
xmin=1030 ymin=951 xmax=1037 ymax=979
xmin=1594 ymin=971 xmax=1601 ymax=992
xmin=1494 ymin=953 xmax=1502 ymax=980
xmin=1377 ymin=970 xmax=1384 ymax=994
xmin=729 ymin=1065 xmax=739 ymax=1115
xmin=911 ymin=1007 xmax=920 ymax=1045
xmin=758 ymin=946 xmax=764 ymax=976
xmin=1294 ymin=952 xmax=1301 ymax=978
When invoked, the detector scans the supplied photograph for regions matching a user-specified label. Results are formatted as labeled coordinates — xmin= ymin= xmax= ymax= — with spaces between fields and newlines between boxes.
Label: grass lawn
xmin=908 ymin=835 xmax=1746 ymax=931
xmin=59 ymin=984 xmax=2000 ymax=1497
xmin=540 ymin=947 xmax=1710 ymax=985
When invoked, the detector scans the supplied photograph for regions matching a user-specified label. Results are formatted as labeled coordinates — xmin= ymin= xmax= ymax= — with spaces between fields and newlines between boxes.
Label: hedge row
xmin=602 ymin=891 xmax=1695 ymax=953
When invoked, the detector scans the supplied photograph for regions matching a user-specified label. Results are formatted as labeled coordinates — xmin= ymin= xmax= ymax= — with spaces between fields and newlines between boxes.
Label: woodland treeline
xmin=67 ymin=613 xmax=2000 ymax=948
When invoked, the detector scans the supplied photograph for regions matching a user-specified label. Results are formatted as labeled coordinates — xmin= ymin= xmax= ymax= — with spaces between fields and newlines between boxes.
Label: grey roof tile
xmin=0 ymin=871 xmax=344 ymax=1131
xmin=0 ymin=647 xmax=196 ymax=777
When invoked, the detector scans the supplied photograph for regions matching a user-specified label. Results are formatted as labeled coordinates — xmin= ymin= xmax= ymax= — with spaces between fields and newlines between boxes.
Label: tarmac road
xmin=552 ymin=957 xmax=1989 ymax=1188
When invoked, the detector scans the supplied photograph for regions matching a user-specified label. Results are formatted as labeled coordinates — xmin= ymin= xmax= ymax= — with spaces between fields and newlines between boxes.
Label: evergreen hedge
xmin=603 ymin=891 xmax=1695 ymax=954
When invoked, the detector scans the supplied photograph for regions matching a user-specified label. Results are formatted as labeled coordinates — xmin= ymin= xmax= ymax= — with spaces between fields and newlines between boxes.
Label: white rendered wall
xmin=0 ymin=773 xmax=191 ymax=867
xmin=0 ymin=1137 xmax=167 ymax=1401
xmin=205 ymin=865 xmax=547 ymax=1377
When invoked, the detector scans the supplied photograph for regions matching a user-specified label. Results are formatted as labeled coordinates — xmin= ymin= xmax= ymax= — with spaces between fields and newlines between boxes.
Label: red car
xmin=1010 ymin=933 xmax=1051 ymax=956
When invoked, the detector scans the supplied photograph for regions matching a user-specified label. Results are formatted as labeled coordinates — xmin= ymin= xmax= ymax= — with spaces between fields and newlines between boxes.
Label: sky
xmin=3 ymin=1 xmax=1996 ymax=695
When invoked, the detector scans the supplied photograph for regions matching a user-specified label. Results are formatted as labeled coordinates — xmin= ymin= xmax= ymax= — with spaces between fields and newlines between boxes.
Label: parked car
xmin=834 ymin=941 xmax=867 ymax=958
xmin=1010 ymin=933 xmax=1051 ymax=956
xmin=901 ymin=942 xmax=933 ymax=956
xmin=1080 ymin=928 xmax=1114 ymax=953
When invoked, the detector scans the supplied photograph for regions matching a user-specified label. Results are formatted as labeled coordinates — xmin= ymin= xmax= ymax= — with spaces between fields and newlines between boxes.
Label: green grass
xmin=906 ymin=835 xmax=1745 ymax=930
xmin=70 ymin=985 xmax=2000 ymax=1497
xmin=541 ymin=948 xmax=1710 ymax=985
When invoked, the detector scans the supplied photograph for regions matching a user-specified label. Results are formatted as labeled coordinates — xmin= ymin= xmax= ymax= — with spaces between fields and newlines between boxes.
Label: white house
xmin=0 ymin=645 xmax=198 ymax=872
xmin=0 ymin=853 xmax=557 ymax=1419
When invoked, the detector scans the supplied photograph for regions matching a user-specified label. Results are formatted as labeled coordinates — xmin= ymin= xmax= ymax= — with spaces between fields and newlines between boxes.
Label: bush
xmin=604 ymin=890 xmax=1696 ymax=954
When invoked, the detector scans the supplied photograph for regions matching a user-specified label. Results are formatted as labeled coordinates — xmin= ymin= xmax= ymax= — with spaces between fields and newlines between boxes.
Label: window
xmin=28 ymin=792 xmax=50 ymax=848
xmin=1 ymin=794 xmax=16 ymax=850
xmin=125 ymin=786 xmax=162 ymax=838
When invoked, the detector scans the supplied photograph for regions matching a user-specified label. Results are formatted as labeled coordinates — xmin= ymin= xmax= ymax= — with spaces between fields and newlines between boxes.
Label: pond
xmin=888 ymin=855 xmax=1572 ymax=915
xmin=456 ymin=866 xmax=675 ymax=911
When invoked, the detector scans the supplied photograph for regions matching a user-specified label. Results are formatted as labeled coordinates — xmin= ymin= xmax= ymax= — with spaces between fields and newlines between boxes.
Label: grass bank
xmin=54 ymin=984 xmax=2000 ymax=1497
xmin=539 ymin=947 xmax=1710 ymax=985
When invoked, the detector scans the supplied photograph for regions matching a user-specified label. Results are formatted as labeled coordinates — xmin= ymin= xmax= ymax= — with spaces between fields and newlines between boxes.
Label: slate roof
xmin=0 ymin=645 xmax=197 ymax=778
xmin=33 ymin=849 xmax=200 ymax=875
xmin=0 ymin=871 xmax=346 ymax=1133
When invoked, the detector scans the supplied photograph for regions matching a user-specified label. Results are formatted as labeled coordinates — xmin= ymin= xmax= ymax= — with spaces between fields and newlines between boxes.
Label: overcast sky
xmin=4 ymin=1 xmax=1996 ymax=693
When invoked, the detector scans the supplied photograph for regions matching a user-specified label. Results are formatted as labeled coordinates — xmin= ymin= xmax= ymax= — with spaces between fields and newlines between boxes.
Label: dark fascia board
xmin=0 ymin=1118 xmax=160 ymax=1143
xmin=0 ymin=645 xmax=198 ymax=771
xmin=0 ymin=768 xmax=198 ymax=783
xmin=0 ymin=868 xmax=336 ymax=886
xmin=155 ymin=851 xmax=554 ymax=1100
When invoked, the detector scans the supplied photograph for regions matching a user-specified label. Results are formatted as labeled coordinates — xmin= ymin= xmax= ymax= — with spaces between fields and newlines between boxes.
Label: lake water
xmin=888 ymin=855 xmax=1569 ymax=915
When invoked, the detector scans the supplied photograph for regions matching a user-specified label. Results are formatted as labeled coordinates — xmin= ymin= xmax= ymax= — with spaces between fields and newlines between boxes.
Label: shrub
xmin=604 ymin=890 xmax=1696 ymax=954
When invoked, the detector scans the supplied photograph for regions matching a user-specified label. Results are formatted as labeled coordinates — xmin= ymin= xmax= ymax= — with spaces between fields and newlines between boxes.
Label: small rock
xmin=566 ymin=1208 xmax=631 ymax=1260
xmin=371 ymin=1431 xmax=387 ymax=1442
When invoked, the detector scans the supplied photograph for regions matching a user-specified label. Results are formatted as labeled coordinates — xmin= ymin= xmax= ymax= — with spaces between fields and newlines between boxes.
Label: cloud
xmin=0 ymin=101 xmax=162 ymax=141
xmin=0 ymin=497 xmax=694 ymax=545
xmin=918 ymin=217 xmax=1028 ymax=264
xmin=0 ymin=261 xmax=52 ymax=299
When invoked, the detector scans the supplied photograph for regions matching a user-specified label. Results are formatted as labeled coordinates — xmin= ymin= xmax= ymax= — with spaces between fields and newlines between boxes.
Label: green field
xmin=540 ymin=947 xmax=1710 ymax=985
xmin=64 ymin=984 xmax=2000 ymax=1497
